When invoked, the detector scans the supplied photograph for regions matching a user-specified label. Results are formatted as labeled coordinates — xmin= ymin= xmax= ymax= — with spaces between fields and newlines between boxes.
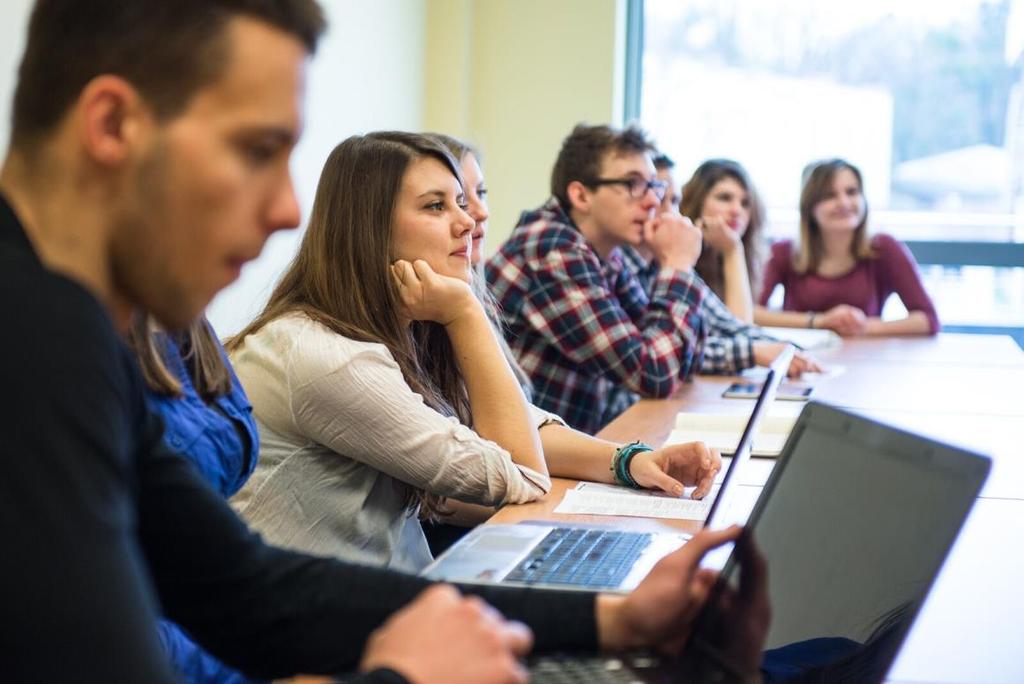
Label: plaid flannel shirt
xmin=618 ymin=246 xmax=778 ymax=375
xmin=485 ymin=198 xmax=706 ymax=434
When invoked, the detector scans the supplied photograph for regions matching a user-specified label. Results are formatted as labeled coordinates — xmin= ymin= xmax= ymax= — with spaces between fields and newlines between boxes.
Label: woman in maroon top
xmin=754 ymin=159 xmax=939 ymax=336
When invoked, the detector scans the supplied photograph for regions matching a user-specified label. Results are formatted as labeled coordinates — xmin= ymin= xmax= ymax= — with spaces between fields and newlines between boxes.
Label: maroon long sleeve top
xmin=758 ymin=234 xmax=940 ymax=334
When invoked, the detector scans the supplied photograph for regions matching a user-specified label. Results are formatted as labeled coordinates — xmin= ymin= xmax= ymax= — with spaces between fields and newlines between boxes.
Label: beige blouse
xmin=230 ymin=313 xmax=553 ymax=572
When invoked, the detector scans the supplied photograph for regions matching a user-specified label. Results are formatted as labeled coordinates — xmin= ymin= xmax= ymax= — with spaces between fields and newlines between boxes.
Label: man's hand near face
xmin=643 ymin=212 xmax=703 ymax=271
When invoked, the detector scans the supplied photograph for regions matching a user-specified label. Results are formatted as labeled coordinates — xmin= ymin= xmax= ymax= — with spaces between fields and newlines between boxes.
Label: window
xmin=636 ymin=0 xmax=1024 ymax=336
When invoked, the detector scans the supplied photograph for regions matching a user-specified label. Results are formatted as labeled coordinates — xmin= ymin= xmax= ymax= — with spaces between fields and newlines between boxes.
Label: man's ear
xmin=76 ymin=75 xmax=150 ymax=166
xmin=566 ymin=180 xmax=592 ymax=215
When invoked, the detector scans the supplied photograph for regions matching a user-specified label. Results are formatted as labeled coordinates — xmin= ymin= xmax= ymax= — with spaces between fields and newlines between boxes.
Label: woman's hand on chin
xmin=392 ymin=259 xmax=478 ymax=326
xmin=697 ymin=215 xmax=742 ymax=255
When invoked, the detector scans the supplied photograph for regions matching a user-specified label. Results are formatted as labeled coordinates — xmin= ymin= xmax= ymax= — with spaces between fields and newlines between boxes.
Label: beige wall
xmin=0 ymin=0 xmax=623 ymax=333
xmin=424 ymin=0 xmax=627 ymax=255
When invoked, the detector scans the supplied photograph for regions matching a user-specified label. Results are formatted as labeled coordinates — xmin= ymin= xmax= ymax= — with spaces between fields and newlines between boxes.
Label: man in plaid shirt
xmin=636 ymin=153 xmax=817 ymax=375
xmin=606 ymin=155 xmax=821 ymax=419
xmin=485 ymin=124 xmax=707 ymax=433
xmin=618 ymin=243 xmax=775 ymax=372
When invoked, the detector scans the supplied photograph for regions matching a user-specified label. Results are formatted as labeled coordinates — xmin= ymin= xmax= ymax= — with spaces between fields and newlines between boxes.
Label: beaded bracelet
xmin=610 ymin=440 xmax=653 ymax=489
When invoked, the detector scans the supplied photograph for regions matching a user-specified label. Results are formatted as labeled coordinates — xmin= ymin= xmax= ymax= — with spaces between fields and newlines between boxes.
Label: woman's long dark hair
xmin=795 ymin=158 xmax=874 ymax=274
xmin=679 ymin=159 xmax=766 ymax=300
xmin=228 ymin=132 xmax=470 ymax=518
xmin=424 ymin=131 xmax=534 ymax=398
xmin=127 ymin=315 xmax=230 ymax=400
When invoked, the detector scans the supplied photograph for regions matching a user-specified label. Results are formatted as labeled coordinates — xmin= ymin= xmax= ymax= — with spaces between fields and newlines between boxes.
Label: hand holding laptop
xmin=681 ymin=529 xmax=771 ymax=681
xmin=594 ymin=525 xmax=768 ymax=675
xmin=367 ymin=528 xmax=767 ymax=684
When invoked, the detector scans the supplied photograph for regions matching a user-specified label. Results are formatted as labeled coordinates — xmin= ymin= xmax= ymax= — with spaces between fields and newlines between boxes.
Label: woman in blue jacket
xmin=127 ymin=315 xmax=261 ymax=684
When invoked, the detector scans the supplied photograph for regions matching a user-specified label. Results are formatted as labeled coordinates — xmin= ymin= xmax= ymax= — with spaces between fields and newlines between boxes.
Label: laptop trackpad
xmin=422 ymin=525 xmax=550 ymax=583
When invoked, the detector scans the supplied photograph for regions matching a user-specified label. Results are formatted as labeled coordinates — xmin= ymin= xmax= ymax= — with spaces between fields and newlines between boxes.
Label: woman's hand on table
xmin=629 ymin=442 xmax=721 ymax=498
xmin=817 ymin=304 xmax=867 ymax=337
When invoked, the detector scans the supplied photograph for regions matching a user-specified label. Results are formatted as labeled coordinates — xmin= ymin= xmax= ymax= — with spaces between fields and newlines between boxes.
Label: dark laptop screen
xmin=688 ymin=403 xmax=989 ymax=681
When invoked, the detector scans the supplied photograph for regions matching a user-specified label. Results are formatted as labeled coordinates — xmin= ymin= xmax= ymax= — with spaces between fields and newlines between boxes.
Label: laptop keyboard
xmin=503 ymin=528 xmax=652 ymax=589
xmin=529 ymin=653 xmax=663 ymax=683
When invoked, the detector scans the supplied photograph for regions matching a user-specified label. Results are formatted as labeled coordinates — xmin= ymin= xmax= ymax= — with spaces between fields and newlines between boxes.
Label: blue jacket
xmin=146 ymin=332 xmax=259 ymax=498
xmin=146 ymin=330 xmax=262 ymax=684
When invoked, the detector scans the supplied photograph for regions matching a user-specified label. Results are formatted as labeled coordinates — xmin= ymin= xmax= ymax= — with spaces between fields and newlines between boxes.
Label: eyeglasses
xmin=586 ymin=176 xmax=669 ymax=202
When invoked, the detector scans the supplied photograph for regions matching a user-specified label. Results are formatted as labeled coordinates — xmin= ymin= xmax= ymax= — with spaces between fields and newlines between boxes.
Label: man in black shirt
xmin=0 ymin=2 xmax=765 ymax=682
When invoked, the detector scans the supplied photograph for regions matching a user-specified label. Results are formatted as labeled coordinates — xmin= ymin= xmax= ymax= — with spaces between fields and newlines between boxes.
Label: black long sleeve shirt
xmin=0 ymin=195 xmax=597 ymax=682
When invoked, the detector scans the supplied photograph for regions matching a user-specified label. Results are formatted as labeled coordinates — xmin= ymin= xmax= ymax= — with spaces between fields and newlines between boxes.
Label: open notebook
xmin=666 ymin=412 xmax=797 ymax=457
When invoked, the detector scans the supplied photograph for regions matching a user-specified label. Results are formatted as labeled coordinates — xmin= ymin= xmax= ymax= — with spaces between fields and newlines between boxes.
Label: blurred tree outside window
xmin=641 ymin=0 xmax=1024 ymax=329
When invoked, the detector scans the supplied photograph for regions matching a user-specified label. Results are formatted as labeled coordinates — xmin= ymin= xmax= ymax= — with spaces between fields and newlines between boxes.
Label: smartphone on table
xmin=722 ymin=382 xmax=812 ymax=401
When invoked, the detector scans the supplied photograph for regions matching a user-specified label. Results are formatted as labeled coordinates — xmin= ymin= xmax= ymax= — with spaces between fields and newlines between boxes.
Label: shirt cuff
xmin=528 ymin=402 xmax=566 ymax=430
xmin=512 ymin=464 xmax=553 ymax=498
xmin=341 ymin=668 xmax=410 ymax=684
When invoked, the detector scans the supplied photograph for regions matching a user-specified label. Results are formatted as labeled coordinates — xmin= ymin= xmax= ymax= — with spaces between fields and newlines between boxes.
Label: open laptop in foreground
xmin=421 ymin=347 xmax=794 ymax=593
xmin=529 ymin=402 xmax=991 ymax=683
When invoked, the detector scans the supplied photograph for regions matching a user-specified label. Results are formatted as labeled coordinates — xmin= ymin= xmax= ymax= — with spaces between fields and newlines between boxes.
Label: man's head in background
xmin=549 ymin=123 xmax=667 ymax=257
xmin=652 ymin=152 xmax=681 ymax=215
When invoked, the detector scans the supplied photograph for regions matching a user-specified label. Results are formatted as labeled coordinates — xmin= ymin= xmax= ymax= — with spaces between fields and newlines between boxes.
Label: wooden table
xmin=810 ymin=332 xmax=1024 ymax=366
xmin=492 ymin=333 xmax=1024 ymax=684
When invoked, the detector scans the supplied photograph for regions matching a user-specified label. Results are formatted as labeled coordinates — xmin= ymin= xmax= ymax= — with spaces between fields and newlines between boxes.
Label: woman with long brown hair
xmin=423 ymin=133 xmax=533 ymax=394
xmin=679 ymin=159 xmax=767 ymax=323
xmin=227 ymin=132 xmax=719 ymax=571
xmin=754 ymin=159 xmax=938 ymax=336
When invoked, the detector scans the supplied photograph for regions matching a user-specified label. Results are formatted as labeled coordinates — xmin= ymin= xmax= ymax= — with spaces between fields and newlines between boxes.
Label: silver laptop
xmin=420 ymin=347 xmax=795 ymax=593
xmin=529 ymin=402 xmax=991 ymax=683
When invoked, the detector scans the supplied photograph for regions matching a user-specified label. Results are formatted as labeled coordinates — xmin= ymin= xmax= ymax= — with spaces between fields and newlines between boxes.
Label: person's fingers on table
xmin=691 ymin=447 xmax=720 ymax=499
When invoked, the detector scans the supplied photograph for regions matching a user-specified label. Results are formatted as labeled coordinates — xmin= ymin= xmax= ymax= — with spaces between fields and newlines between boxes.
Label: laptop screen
xmin=687 ymin=403 xmax=990 ymax=681
xmin=703 ymin=345 xmax=793 ymax=532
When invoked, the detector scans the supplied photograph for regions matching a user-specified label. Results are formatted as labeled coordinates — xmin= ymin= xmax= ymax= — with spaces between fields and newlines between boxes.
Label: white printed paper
xmin=553 ymin=481 xmax=718 ymax=521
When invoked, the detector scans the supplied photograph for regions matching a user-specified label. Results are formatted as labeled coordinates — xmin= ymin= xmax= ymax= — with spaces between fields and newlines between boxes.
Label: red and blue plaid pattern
xmin=485 ymin=199 xmax=706 ymax=434
xmin=618 ymin=246 xmax=779 ymax=375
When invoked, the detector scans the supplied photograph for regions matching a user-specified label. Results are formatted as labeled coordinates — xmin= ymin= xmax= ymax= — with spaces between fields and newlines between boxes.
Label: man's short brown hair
xmin=11 ymin=0 xmax=326 ymax=150
xmin=550 ymin=123 xmax=656 ymax=210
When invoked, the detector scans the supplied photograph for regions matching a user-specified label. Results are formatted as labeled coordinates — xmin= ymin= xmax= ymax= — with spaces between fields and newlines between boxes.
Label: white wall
xmin=208 ymin=0 xmax=426 ymax=335
xmin=0 ymin=1 xmax=33 ymax=161
xmin=0 ymin=0 xmax=426 ymax=337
